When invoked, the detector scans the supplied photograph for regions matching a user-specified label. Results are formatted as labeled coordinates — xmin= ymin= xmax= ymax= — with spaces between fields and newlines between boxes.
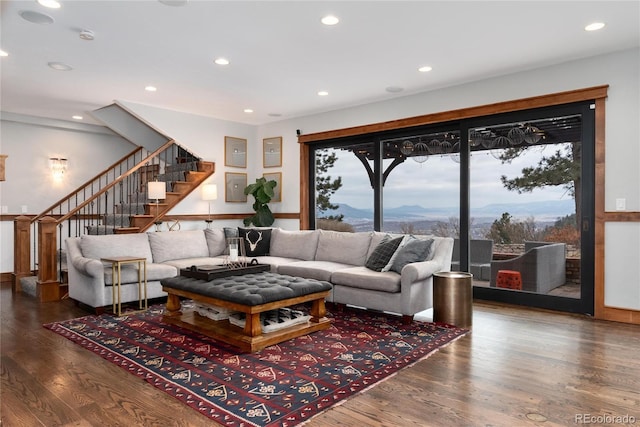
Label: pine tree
xmin=315 ymin=148 xmax=343 ymax=221
xmin=499 ymin=142 xmax=581 ymax=223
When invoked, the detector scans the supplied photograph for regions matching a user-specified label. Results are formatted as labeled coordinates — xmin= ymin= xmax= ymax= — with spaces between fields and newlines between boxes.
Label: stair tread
xmin=115 ymin=227 xmax=141 ymax=233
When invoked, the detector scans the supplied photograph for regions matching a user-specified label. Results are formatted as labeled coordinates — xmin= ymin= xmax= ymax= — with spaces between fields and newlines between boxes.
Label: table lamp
xmin=148 ymin=180 xmax=166 ymax=231
xmin=201 ymin=183 xmax=218 ymax=228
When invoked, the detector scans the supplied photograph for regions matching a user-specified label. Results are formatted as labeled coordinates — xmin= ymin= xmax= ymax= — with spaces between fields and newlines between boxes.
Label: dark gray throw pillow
xmin=390 ymin=238 xmax=435 ymax=274
xmin=238 ymin=227 xmax=272 ymax=257
xmin=365 ymin=236 xmax=404 ymax=272
xmin=224 ymin=227 xmax=239 ymax=239
xmin=222 ymin=227 xmax=239 ymax=254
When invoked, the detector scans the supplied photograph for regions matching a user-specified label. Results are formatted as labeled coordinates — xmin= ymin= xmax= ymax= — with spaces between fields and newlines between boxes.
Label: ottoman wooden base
xmin=162 ymin=286 xmax=331 ymax=352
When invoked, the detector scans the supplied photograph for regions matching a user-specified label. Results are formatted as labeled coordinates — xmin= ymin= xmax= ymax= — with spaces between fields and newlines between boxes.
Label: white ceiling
xmin=1 ymin=1 xmax=639 ymax=126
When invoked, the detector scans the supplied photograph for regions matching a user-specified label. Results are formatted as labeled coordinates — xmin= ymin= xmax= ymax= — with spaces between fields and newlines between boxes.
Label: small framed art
xmin=225 ymin=136 xmax=247 ymax=168
xmin=263 ymin=136 xmax=282 ymax=168
xmin=225 ymin=172 xmax=247 ymax=202
xmin=263 ymin=172 xmax=282 ymax=202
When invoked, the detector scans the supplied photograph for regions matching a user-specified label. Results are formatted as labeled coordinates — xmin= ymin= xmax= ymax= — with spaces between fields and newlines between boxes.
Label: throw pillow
xmin=222 ymin=227 xmax=239 ymax=254
xmin=238 ymin=227 xmax=272 ymax=257
xmin=381 ymin=235 xmax=411 ymax=272
xmin=364 ymin=235 xmax=404 ymax=272
xmin=390 ymin=238 xmax=435 ymax=274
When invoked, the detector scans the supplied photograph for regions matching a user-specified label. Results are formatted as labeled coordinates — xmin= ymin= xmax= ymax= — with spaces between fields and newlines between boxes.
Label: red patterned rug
xmin=44 ymin=306 xmax=468 ymax=426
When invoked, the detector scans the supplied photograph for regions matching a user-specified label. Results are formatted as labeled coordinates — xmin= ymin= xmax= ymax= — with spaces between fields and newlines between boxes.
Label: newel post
xmin=12 ymin=215 xmax=32 ymax=292
xmin=37 ymin=216 xmax=60 ymax=302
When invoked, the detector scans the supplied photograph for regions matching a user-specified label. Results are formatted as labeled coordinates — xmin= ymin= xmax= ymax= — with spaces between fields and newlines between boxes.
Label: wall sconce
xmin=148 ymin=180 xmax=166 ymax=231
xmin=201 ymin=183 xmax=218 ymax=228
xmin=50 ymin=157 xmax=68 ymax=180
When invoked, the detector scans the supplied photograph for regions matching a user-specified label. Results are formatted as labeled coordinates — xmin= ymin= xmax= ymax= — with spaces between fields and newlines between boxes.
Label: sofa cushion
xmin=204 ymin=228 xmax=227 ymax=257
xmin=103 ymin=262 xmax=177 ymax=285
xmin=314 ymin=230 xmax=372 ymax=266
xmin=270 ymin=228 xmax=319 ymax=261
xmin=390 ymin=237 xmax=435 ymax=274
xmin=331 ymin=266 xmax=401 ymax=293
xmin=80 ymin=234 xmax=153 ymax=262
xmin=365 ymin=235 xmax=404 ymax=272
xmin=278 ymin=260 xmax=352 ymax=282
xmin=253 ymin=255 xmax=300 ymax=272
xmin=148 ymin=230 xmax=209 ymax=263
xmin=238 ymin=227 xmax=272 ymax=257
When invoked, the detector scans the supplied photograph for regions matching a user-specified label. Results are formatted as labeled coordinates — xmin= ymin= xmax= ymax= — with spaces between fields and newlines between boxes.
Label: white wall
xmin=0 ymin=113 xmax=136 ymax=272
xmin=118 ymin=101 xmax=301 ymax=230
xmin=1 ymin=48 xmax=638 ymax=310
xmin=118 ymin=102 xmax=256 ymax=216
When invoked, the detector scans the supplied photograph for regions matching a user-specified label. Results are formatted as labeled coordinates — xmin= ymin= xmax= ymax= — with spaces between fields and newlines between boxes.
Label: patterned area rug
xmin=45 ymin=306 xmax=468 ymax=427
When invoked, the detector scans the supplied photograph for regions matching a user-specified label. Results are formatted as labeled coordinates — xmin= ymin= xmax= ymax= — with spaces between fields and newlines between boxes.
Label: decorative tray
xmin=179 ymin=263 xmax=270 ymax=281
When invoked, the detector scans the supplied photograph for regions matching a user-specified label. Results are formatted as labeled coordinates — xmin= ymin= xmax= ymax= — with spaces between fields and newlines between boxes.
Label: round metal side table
xmin=433 ymin=271 xmax=473 ymax=328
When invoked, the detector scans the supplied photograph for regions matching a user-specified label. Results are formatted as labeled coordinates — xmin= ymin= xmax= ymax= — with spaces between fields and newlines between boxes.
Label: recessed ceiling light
xmin=418 ymin=65 xmax=433 ymax=73
xmin=159 ymin=0 xmax=188 ymax=6
xmin=386 ymin=86 xmax=404 ymax=93
xmin=79 ymin=29 xmax=95 ymax=40
xmin=317 ymin=91 xmax=329 ymax=96
xmin=48 ymin=61 xmax=72 ymax=71
xmin=145 ymin=86 xmax=157 ymax=92
xmin=37 ymin=0 xmax=61 ymax=9
xmin=0 ymin=50 xmax=8 ymax=57
xmin=244 ymin=109 xmax=254 ymax=113
xmin=321 ymin=15 xmax=339 ymax=26
xmin=19 ymin=10 xmax=54 ymax=24
xmin=585 ymin=22 xmax=605 ymax=31
xmin=214 ymin=57 xmax=229 ymax=65
xmin=72 ymin=115 xmax=83 ymax=120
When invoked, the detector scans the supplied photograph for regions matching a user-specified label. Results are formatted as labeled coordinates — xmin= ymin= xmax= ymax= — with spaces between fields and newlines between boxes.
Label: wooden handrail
xmin=56 ymin=139 xmax=180 ymax=224
xmin=30 ymin=146 xmax=145 ymax=224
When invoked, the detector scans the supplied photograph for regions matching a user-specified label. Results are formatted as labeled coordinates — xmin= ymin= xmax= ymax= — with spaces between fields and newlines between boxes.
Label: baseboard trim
xmin=601 ymin=306 xmax=640 ymax=325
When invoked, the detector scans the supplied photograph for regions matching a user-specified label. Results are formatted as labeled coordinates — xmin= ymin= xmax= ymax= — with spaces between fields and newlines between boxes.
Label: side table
xmin=433 ymin=271 xmax=473 ymax=328
xmin=101 ymin=256 xmax=148 ymax=316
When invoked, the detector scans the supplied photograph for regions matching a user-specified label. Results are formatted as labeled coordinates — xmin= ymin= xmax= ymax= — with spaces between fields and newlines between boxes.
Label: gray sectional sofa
xmin=65 ymin=228 xmax=454 ymax=321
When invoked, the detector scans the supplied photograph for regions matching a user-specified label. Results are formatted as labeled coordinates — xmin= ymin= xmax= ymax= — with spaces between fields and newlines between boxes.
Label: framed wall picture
xmin=263 ymin=136 xmax=282 ymax=168
xmin=263 ymin=172 xmax=282 ymax=203
xmin=225 ymin=172 xmax=247 ymax=202
xmin=225 ymin=136 xmax=247 ymax=168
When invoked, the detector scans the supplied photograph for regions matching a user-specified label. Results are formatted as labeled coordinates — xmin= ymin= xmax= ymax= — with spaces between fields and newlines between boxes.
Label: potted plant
xmin=243 ymin=177 xmax=277 ymax=227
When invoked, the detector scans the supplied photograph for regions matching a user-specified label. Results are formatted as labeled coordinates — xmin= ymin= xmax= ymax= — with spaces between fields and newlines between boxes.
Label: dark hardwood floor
xmin=2 ymin=281 xmax=639 ymax=427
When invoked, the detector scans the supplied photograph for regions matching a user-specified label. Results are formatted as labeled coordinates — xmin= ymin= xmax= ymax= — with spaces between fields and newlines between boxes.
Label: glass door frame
xmin=462 ymin=102 xmax=595 ymax=315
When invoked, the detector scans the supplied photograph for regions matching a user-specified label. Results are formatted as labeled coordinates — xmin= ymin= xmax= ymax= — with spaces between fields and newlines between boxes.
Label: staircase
xmin=86 ymin=159 xmax=214 ymax=234
xmin=13 ymin=103 xmax=216 ymax=301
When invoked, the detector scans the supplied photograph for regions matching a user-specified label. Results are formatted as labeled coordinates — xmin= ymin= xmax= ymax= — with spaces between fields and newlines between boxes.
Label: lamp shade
xmin=148 ymin=181 xmax=166 ymax=200
xmin=202 ymin=183 xmax=218 ymax=201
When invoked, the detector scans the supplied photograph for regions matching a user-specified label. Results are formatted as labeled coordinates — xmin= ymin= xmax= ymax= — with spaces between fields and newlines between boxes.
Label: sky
xmin=323 ymin=143 xmax=574 ymax=211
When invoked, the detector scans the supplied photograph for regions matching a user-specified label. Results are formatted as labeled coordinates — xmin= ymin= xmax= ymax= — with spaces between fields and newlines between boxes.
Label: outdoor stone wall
xmin=565 ymin=257 xmax=581 ymax=285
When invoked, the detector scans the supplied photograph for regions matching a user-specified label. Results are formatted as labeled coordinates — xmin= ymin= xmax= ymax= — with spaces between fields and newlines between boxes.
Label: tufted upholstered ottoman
xmin=161 ymin=272 xmax=332 ymax=352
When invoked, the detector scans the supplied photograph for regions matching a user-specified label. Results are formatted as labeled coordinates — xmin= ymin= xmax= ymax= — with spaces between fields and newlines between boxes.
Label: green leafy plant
xmin=243 ymin=177 xmax=277 ymax=227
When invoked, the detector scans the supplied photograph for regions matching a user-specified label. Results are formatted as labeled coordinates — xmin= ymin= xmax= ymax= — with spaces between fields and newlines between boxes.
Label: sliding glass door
xmin=308 ymin=102 xmax=594 ymax=315
xmin=467 ymin=103 xmax=594 ymax=314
